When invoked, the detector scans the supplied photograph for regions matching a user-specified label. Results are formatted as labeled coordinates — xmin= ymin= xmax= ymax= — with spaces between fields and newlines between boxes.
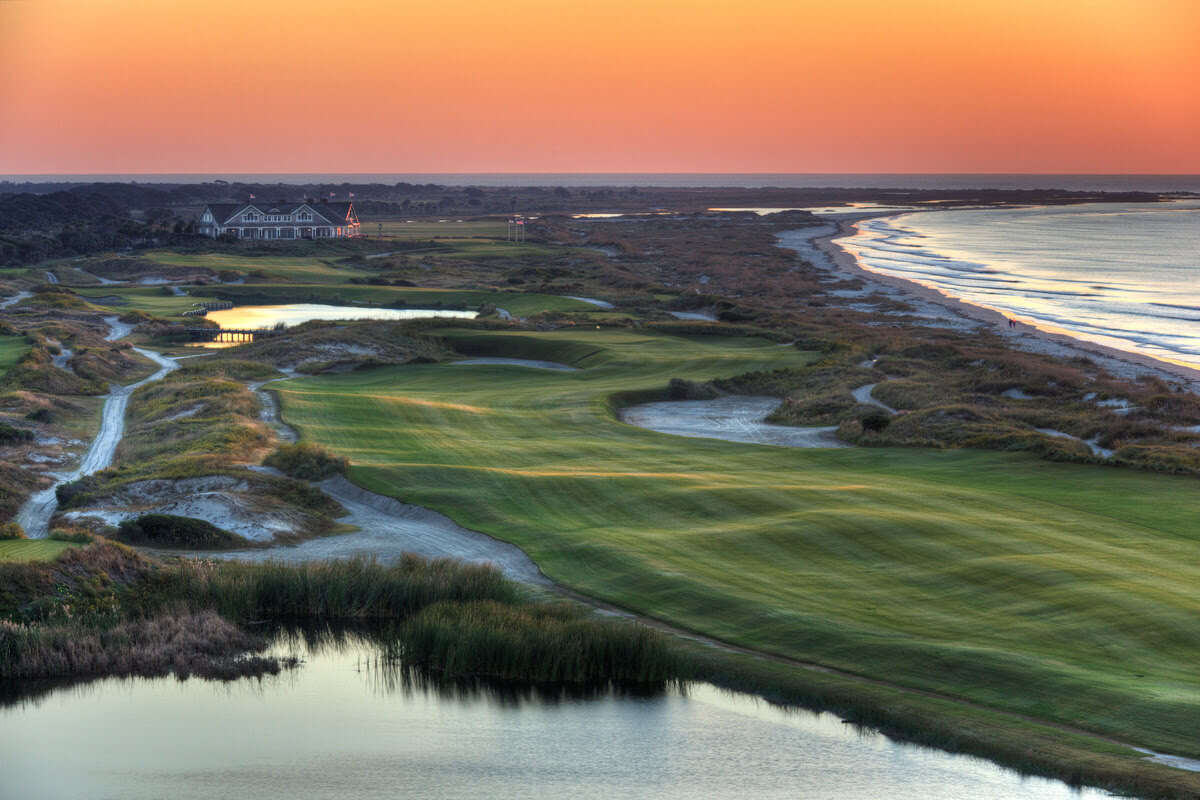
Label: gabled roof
xmin=201 ymin=201 xmax=356 ymax=226
xmin=204 ymin=203 xmax=246 ymax=225
xmin=314 ymin=202 xmax=354 ymax=224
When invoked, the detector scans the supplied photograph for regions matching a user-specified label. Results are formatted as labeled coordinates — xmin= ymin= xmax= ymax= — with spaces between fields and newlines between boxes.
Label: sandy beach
xmin=803 ymin=214 xmax=1200 ymax=394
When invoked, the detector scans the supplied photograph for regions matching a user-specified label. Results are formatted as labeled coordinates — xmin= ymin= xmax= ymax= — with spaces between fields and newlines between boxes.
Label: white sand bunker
xmin=621 ymin=396 xmax=848 ymax=448
xmin=197 ymin=475 xmax=551 ymax=586
xmin=452 ymin=357 xmax=579 ymax=371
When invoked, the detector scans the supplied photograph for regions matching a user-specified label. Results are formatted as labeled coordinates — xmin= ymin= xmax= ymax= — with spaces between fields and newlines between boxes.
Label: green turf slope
xmin=0 ymin=540 xmax=77 ymax=563
xmin=275 ymin=329 xmax=1200 ymax=756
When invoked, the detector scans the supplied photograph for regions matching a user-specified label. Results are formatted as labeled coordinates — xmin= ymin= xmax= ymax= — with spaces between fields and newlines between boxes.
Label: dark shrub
xmin=0 ymin=522 xmax=26 ymax=540
xmin=49 ymin=529 xmax=93 ymax=544
xmin=0 ymin=423 xmax=34 ymax=445
xmin=116 ymin=514 xmax=250 ymax=549
xmin=861 ymin=412 xmax=892 ymax=433
xmin=263 ymin=443 xmax=349 ymax=481
xmin=55 ymin=474 xmax=104 ymax=507
xmin=25 ymin=408 xmax=55 ymax=423
xmin=667 ymin=378 xmax=718 ymax=401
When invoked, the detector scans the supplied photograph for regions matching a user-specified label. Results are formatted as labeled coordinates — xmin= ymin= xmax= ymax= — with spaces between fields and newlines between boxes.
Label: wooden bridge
xmin=182 ymin=300 xmax=235 ymax=318
xmin=185 ymin=327 xmax=282 ymax=343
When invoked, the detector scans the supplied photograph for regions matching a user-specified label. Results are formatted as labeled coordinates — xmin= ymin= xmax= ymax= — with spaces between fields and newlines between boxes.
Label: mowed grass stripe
xmin=276 ymin=329 xmax=1200 ymax=754
xmin=0 ymin=334 xmax=31 ymax=378
xmin=0 ymin=540 xmax=78 ymax=563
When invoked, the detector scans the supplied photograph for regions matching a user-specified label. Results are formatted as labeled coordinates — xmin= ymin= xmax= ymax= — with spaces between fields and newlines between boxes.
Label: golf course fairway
xmin=273 ymin=328 xmax=1200 ymax=757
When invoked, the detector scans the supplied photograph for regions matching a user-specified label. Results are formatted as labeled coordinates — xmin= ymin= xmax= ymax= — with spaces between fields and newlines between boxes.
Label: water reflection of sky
xmin=206 ymin=303 xmax=478 ymax=329
xmin=190 ymin=304 xmax=479 ymax=348
xmin=839 ymin=201 xmax=1200 ymax=368
xmin=0 ymin=636 xmax=1114 ymax=800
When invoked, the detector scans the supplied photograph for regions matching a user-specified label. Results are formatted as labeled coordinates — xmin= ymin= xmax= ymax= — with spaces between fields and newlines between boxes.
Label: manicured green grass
xmin=370 ymin=220 xmax=510 ymax=239
xmin=142 ymin=250 xmax=374 ymax=284
xmin=74 ymin=287 xmax=225 ymax=318
xmin=275 ymin=328 xmax=1200 ymax=757
xmin=0 ymin=540 xmax=77 ymax=563
xmin=0 ymin=335 xmax=31 ymax=378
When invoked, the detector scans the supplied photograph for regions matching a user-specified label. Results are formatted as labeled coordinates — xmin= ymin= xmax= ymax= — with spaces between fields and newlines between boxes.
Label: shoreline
xmin=807 ymin=213 xmax=1200 ymax=393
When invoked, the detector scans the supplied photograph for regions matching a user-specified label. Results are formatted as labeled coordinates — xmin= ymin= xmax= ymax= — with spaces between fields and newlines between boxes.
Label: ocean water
xmin=3 ymin=173 xmax=1200 ymax=191
xmin=836 ymin=201 xmax=1200 ymax=368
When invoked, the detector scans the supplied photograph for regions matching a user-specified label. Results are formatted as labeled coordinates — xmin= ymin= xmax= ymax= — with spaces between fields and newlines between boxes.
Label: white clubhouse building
xmin=197 ymin=201 xmax=360 ymax=239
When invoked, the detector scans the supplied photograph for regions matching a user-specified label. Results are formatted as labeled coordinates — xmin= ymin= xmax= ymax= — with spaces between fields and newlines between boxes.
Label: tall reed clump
xmin=0 ymin=612 xmax=276 ymax=681
xmin=398 ymin=600 xmax=679 ymax=684
xmin=171 ymin=554 xmax=521 ymax=621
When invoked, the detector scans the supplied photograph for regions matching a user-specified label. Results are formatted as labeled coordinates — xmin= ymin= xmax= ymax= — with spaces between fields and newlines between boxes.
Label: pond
xmin=0 ymin=634 xmax=1113 ymax=800
xmin=206 ymin=303 xmax=478 ymax=329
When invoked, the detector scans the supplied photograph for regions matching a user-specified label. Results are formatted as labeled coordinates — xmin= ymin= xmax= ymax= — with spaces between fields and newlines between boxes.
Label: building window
xmin=298 ymin=212 xmax=312 ymax=222
xmin=280 ymin=227 xmax=295 ymax=239
xmin=244 ymin=213 xmax=259 ymax=222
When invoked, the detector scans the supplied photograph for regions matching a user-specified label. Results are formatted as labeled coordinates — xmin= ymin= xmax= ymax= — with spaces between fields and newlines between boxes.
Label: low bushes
xmin=116 ymin=514 xmax=250 ymax=550
xmin=0 ymin=522 xmax=26 ymax=540
xmin=666 ymin=377 xmax=717 ymax=400
xmin=0 ymin=422 xmax=34 ymax=445
xmin=263 ymin=442 xmax=349 ymax=481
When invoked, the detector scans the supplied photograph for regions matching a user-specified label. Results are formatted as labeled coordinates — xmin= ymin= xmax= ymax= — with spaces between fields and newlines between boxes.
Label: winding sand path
xmin=564 ymin=295 xmax=615 ymax=309
xmin=0 ymin=291 xmax=32 ymax=309
xmin=851 ymin=383 xmax=897 ymax=415
xmin=15 ymin=320 xmax=178 ymax=537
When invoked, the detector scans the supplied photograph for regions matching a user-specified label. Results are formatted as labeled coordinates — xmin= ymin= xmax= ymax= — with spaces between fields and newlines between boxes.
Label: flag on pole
xmin=329 ymin=192 xmax=335 ymax=197
xmin=348 ymin=192 xmax=355 ymax=198
xmin=249 ymin=193 xmax=255 ymax=199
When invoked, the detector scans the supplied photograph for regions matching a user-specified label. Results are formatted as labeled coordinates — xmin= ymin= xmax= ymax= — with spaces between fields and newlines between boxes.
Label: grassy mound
xmin=116 ymin=514 xmax=251 ymax=549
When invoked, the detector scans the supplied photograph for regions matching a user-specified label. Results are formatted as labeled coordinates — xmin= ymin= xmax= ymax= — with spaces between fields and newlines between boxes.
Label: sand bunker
xmin=621 ymin=396 xmax=848 ymax=448
xmin=668 ymin=311 xmax=718 ymax=322
xmin=195 ymin=475 xmax=549 ymax=585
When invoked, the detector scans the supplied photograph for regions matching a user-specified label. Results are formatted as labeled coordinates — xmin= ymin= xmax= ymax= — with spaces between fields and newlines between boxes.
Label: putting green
xmin=0 ymin=540 xmax=77 ymax=563
xmin=276 ymin=328 xmax=1200 ymax=755
xmin=0 ymin=334 xmax=31 ymax=378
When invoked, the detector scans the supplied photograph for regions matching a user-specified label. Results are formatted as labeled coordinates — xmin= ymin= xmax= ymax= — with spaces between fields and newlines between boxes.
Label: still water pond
xmin=206 ymin=303 xmax=478 ymax=329
xmin=1 ymin=637 xmax=1111 ymax=800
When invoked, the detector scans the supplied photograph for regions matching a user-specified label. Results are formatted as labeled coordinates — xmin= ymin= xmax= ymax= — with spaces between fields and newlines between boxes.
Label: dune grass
xmin=272 ymin=327 xmax=1200 ymax=758
xmin=0 ymin=335 xmax=31 ymax=379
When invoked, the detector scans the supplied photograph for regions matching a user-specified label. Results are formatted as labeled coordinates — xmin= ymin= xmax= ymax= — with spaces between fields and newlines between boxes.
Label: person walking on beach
xmin=1007 ymin=318 xmax=1016 ymax=329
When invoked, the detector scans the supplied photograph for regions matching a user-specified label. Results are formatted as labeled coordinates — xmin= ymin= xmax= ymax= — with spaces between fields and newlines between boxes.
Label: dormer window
xmin=298 ymin=211 xmax=312 ymax=222
xmin=244 ymin=212 xmax=259 ymax=222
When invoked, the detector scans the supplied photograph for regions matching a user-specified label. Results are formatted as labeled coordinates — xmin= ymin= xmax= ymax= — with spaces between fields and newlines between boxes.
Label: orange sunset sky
xmin=1 ymin=0 xmax=1197 ymax=175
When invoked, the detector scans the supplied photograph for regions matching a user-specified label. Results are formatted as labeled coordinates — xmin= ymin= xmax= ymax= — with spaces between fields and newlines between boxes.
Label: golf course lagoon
xmin=205 ymin=303 xmax=478 ymax=329
xmin=0 ymin=630 xmax=1115 ymax=800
